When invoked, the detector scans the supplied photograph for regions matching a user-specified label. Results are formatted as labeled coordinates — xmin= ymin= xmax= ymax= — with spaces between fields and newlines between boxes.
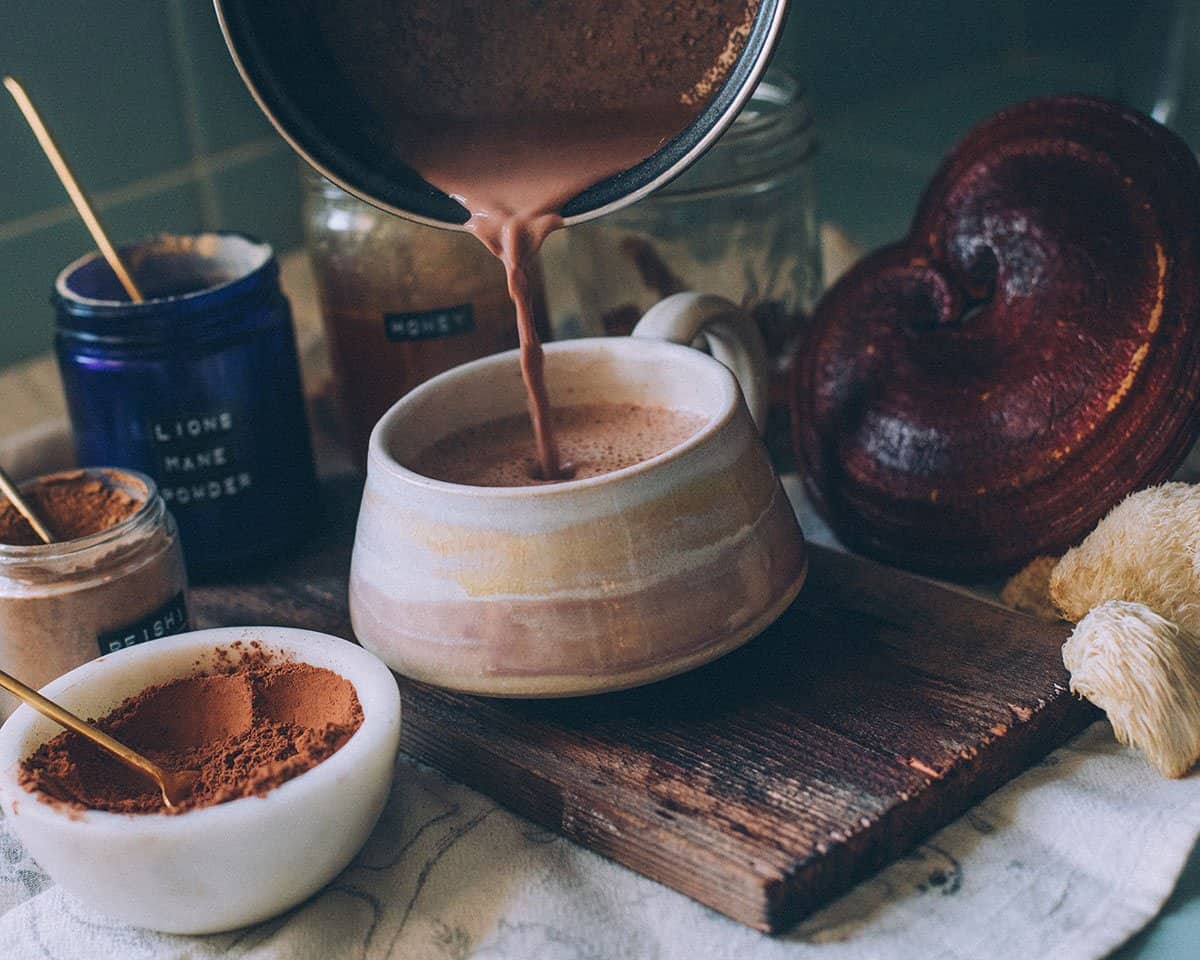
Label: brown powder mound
xmin=0 ymin=471 xmax=143 ymax=545
xmin=18 ymin=661 xmax=363 ymax=814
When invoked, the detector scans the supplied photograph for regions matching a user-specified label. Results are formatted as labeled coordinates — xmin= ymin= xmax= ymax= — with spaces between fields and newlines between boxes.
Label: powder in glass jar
xmin=18 ymin=660 xmax=363 ymax=814
xmin=0 ymin=468 xmax=188 ymax=722
xmin=0 ymin=471 xmax=143 ymax=545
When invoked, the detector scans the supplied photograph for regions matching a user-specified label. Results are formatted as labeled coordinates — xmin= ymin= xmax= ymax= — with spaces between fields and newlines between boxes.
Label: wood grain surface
xmin=191 ymin=475 xmax=1096 ymax=933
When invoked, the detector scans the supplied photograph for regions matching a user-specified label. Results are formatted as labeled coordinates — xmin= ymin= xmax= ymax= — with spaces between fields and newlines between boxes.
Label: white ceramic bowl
xmin=0 ymin=626 xmax=401 ymax=934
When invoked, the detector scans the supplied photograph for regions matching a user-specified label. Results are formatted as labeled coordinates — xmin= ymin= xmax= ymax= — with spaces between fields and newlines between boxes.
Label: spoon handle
xmin=0 ymin=465 xmax=54 ymax=545
xmin=0 ymin=669 xmax=168 ymax=787
xmin=2 ymin=77 xmax=144 ymax=303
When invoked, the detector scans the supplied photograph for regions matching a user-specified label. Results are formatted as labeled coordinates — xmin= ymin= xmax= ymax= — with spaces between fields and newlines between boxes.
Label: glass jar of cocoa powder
xmin=561 ymin=68 xmax=820 ymax=465
xmin=302 ymin=169 xmax=552 ymax=466
xmin=0 ymin=468 xmax=188 ymax=720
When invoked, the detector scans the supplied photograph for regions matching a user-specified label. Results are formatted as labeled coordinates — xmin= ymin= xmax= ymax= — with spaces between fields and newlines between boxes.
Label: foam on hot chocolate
xmin=412 ymin=403 xmax=707 ymax=487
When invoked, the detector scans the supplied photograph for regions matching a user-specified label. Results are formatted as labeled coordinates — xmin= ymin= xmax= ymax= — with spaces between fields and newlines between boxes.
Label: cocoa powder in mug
xmin=412 ymin=402 xmax=707 ymax=486
xmin=18 ymin=657 xmax=363 ymax=814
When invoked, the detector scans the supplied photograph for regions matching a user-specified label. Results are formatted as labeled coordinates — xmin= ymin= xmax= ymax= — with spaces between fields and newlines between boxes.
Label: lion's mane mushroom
xmin=1063 ymin=600 xmax=1200 ymax=778
xmin=1051 ymin=483 xmax=1200 ymax=776
xmin=1051 ymin=482 xmax=1200 ymax=632
xmin=793 ymin=96 xmax=1200 ymax=574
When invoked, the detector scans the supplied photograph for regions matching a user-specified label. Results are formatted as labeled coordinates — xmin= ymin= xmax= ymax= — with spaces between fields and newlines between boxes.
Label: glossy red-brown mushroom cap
xmin=794 ymin=95 xmax=1200 ymax=574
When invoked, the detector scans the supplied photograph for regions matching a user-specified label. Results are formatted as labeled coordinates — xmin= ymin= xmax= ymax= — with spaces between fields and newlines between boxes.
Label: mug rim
xmin=367 ymin=337 xmax=742 ymax=498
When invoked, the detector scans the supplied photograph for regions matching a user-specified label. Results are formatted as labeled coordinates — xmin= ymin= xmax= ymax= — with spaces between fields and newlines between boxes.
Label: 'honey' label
xmin=384 ymin=304 xmax=474 ymax=341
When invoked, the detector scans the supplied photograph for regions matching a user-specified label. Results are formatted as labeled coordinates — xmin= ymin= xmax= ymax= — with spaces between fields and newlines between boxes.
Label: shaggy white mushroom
xmin=1050 ymin=482 xmax=1200 ymax=633
xmin=1063 ymin=600 xmax=1200 ymax=777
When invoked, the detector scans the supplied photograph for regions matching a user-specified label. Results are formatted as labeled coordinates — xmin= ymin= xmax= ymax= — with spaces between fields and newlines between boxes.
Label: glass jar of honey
xmin=302 ymin=171 xmax=551 ymax=465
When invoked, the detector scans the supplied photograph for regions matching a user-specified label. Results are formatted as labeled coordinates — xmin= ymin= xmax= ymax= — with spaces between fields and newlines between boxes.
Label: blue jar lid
xmin=54 ymin=232 xmax=280 ymax=342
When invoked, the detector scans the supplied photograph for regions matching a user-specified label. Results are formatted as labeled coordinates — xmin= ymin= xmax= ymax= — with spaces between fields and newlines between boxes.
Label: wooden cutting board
xmin=192 ymin=475 xmax=1096 ymax=933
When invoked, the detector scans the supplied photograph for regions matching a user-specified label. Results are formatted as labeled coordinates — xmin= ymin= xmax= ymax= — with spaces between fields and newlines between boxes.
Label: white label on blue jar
xmin=150 ymin=410 xmax=257 ymax=506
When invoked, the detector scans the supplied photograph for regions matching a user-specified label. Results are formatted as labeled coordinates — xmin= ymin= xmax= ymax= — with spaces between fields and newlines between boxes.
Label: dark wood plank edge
xmin=398 ymin=677 xmax=1096 ymax=933
xmin=761 ymin=690 xmax=1097 ymax=931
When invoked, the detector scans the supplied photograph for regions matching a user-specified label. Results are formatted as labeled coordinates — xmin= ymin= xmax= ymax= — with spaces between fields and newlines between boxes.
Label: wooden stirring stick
xmin=3 ymin=76 xmax=144 ymax=302
xmin=0 ymin=464 xmax=54 ymax=544
xmin=0 ymin=668 xmax=198 ymax=810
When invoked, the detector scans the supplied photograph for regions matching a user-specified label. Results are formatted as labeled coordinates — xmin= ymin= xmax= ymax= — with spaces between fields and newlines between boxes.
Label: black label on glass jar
xmin=150 ymin=409 xmax=258 ymax=508
xmin=384 ymin=304 xmax=475 ymax=341
xmin=97 ymin=592 xmax=190 ymax=655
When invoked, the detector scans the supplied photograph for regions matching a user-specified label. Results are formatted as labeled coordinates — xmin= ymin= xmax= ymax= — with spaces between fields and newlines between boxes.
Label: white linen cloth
xmin=2 ymin=474 xmax=1200 ymax=959
xmin=2 ymin=725 xmax=1199 ymax=960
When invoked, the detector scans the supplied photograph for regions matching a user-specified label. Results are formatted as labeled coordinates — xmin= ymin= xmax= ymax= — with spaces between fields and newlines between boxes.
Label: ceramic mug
xmin=349 ymin=292 xmax=807 ymax=697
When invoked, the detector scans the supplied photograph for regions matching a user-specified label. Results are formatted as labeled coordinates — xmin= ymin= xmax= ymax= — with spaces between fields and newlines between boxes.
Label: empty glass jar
xmin=561 ymin=68 xmax=820 ymax=464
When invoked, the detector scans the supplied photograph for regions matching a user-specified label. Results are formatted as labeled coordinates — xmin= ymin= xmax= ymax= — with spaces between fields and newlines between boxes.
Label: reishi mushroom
xmin=793 ymin=95 xmax=1200 ymax=574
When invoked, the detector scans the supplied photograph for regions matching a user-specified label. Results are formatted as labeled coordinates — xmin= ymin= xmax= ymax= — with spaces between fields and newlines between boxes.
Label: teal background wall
xmin=0 ymin=1 xmax=305 ymax=367
xmin=0 ymin=1 xmax=1172 ymax=369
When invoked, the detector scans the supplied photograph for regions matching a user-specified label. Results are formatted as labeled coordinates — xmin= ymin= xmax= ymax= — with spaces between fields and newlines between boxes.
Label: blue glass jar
xmin=53 ymin=233 xmax=319 ymax=577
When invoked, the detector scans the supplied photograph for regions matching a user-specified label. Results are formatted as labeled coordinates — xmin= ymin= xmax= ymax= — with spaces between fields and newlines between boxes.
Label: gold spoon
xmin=0 ymin=464 xmax=54 ymax=545
xmin=0 ymin=669 xmax=198 ymax=810
xmin=3 ymin=76 xmax=144 ymax=302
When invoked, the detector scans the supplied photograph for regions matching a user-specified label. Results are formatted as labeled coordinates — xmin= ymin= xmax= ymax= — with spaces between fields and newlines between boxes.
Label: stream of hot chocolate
xmin=404 ymin=109 xmax=694 ymax=479
xmin=311 ymin=0 xmax=758 ymax=479
xmin=496 ymin=220 xmax=561 ymax=478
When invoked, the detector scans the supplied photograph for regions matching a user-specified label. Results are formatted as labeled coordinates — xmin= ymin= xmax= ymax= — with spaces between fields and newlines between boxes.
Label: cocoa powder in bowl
xmin=18 ymin=652 xmax=363 ymax=814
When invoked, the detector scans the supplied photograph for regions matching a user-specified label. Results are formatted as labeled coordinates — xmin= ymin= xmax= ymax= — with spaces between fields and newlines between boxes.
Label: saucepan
xmin=213 ymin=0 xmax=790 ymax=229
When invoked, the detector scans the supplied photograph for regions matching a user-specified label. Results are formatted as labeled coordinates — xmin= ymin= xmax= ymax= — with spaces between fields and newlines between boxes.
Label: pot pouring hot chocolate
xmin=217 ymin=1 xmax=790 ymax=477
xmin=214 ymin=2 xmax=806 ymax=693
xmin=214 ymin=0 xmax=789 ymax=230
